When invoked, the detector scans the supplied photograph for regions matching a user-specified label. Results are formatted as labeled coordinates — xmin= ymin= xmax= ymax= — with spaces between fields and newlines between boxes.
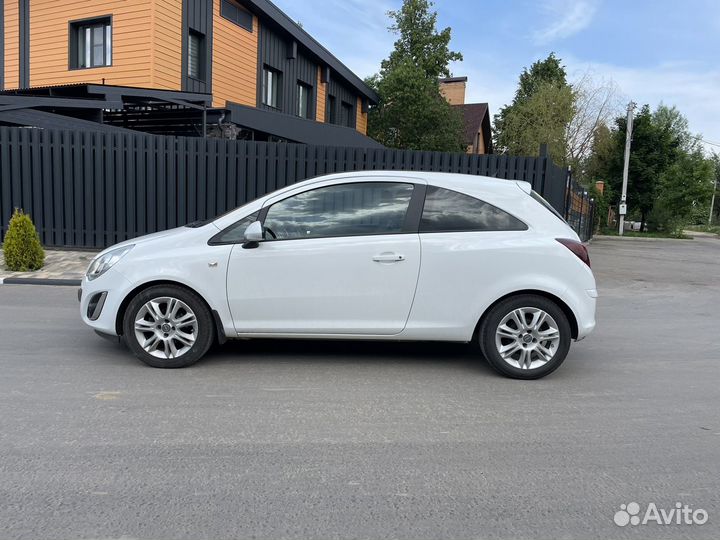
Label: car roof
xmin=297 ymin=170 xmax=531 ymax=195
xmin=212 ymin=170 xmax=533 ymax=231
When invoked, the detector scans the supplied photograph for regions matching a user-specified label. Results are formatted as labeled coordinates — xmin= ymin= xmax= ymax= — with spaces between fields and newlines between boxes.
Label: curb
xmin=0 ymin=277 xmax=81 ymax=286
xmin=592 ymin=234 xmax=692 ymax=242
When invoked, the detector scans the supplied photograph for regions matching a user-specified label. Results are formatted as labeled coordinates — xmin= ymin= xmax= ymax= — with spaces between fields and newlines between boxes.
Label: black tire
xmin=122 ymin=284 xmax=214 ymax=368
xmin=479 ymin=294 xmax=571 ymax=380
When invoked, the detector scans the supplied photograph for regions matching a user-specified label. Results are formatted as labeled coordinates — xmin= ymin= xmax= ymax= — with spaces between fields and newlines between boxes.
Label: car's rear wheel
xmin=122 ymin=285 xmax=214 ymax=368
xmin=480 ymin=294 xmax=571 ymax=379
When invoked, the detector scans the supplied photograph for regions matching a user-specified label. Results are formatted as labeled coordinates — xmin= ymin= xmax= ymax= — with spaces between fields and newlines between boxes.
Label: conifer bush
xmin=3 ymin=209 xmax=45 ymax=271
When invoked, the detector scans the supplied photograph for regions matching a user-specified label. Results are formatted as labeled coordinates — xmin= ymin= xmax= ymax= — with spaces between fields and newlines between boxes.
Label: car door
xmin=224 ymin=179 xmax=423 ymax=335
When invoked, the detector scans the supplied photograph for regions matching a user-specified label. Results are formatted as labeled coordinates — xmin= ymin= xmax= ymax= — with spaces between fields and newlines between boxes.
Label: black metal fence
xmin=564 ymin=176 xmax=596 ymax=242
xmin=0 ymin=126 xmax=582 ymax=249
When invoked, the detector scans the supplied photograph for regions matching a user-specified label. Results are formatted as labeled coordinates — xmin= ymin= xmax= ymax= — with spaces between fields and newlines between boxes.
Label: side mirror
xmin=243 ymin=220 xmax=264 ymax=244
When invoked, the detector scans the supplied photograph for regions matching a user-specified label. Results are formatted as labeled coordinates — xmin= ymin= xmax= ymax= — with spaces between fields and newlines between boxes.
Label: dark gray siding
xmin=258 ymin=24 xmax=317 ymax=119
xmin=181 ymin=0 xmax=213 ymax=93
xmin=326 ymin=75 xmax=356 ymax=128
xmin=19 ymin=0 xmax=29 ymax=88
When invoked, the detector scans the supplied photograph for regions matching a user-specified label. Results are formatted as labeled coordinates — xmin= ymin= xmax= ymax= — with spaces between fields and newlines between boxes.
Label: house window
xmin=70 ymin=17 xmax=112 ymax=69
xmin=341 ymin=101 xmax=354 ymax=127
xmin=220 ymin=0 xmax=253 ymax=31
xmin=263 ymin=67 xmax=281 ymax=109
xmin=188 ymin=30 xmax=205 ymax=80
xmin=297 ymin=82 xmax=312 ymax=119
xmin=327 ymin=95 xmax=336 ymax=123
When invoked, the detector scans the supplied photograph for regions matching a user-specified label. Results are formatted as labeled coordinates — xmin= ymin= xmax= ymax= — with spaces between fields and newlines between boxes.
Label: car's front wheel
xmin=122 ymin=285 xmax=214 ymax=368
xmin=480 ymin=294 xmax=571 ymax=379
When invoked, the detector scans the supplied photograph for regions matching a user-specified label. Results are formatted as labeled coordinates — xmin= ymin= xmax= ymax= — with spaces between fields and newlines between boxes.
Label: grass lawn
xmin=685 ymin=224 xmax=720 ymax=236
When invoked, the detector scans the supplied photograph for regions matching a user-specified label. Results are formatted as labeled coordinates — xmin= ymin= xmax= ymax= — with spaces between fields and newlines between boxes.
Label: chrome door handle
xmin=373 ymin=253 xmax=405 ymax=263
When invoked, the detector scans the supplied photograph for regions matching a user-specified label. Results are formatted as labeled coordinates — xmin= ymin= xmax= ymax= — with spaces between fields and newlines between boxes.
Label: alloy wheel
xmin=494 ymin=307 xmax=561 ymax=370
xmin=133 ymin=297 xmax=198 ymax=359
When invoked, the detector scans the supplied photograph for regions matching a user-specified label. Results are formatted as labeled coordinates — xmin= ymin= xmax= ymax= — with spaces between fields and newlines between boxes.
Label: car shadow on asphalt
xmin=86 ymin=333 xmax=595 ymax=380
xmin=201 ymin=337 xmax=496 ymax=374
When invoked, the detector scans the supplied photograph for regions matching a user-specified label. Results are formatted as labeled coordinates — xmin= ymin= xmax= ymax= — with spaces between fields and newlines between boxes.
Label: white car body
xmin=80 ymin=171 xmax=596 ymax=354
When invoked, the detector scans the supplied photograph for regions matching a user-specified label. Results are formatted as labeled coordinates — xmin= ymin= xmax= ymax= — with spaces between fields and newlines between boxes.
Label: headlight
xmin=86 ymin=245 xmax=134 ymax=281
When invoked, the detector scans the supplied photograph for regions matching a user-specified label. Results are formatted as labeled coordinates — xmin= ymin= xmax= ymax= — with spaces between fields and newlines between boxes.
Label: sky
xmin=273 ymin=0 xmax=720 ymax=152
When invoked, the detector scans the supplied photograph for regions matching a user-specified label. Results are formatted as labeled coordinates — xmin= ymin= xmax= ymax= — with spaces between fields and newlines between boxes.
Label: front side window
xmin=71 ymin=18 xmax=112 ymax=69
xmin=420 ymin=186 xmax=527 ymax=232
xmin=297 ymin=82 xmax=312 ymax=118
xmin=264 ymin=182 xmax=414 ymax=240
xmin=188 ymin=31 xmax=205 ymax=80
xmin=263 ymin=67 xmax=281 ymax=108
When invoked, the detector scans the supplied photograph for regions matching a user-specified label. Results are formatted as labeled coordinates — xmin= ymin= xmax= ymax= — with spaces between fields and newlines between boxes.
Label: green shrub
xmin=3 ymin=209 xmax=45 ymax=271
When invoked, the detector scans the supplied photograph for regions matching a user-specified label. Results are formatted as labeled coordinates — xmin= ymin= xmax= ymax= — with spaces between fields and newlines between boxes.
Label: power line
xmin=691 ymin=135 xmax=720 ymax=148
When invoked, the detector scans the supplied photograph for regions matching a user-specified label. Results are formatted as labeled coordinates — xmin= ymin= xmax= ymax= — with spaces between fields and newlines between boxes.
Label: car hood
xmin=92 ymin=223 xmax=219 ymax=259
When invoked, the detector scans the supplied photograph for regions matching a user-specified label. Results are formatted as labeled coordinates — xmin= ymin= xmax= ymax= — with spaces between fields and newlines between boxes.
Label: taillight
xmin=556 ymin=238 xmax=591 ymax=268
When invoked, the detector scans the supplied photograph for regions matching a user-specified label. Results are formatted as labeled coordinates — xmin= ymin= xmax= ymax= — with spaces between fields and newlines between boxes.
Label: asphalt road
xmin=1 ymin=236 xmax=719 ymax=540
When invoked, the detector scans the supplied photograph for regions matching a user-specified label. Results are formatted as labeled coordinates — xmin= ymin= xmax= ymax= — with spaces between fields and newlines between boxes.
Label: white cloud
xmin=533 ymin=0 xmax=599 ymax=44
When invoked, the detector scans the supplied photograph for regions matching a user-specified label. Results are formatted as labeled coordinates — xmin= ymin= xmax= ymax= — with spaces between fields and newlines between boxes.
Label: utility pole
xmin=709 ymin=180 xmax=717 ymax=226
xmin=618 ymin=102 xmax=636 ymax=235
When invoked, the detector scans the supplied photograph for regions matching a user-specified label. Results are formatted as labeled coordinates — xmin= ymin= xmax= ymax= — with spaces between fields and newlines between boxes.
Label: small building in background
xmin=439 ymin=76 xmax=492 ymax=155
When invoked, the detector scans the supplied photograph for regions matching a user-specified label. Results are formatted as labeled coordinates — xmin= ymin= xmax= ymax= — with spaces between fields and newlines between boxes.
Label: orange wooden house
xmin=0 ymin=0 xmax=379 ymax=146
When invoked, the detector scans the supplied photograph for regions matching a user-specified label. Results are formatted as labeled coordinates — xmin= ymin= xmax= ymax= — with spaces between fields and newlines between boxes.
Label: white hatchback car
xmin=80 ymin=171 xmax=596 ymax=379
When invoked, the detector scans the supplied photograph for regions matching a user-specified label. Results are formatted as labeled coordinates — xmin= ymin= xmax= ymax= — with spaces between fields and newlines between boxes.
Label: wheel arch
xmin=474 ymin=289 xmax=579 ymax=340
xmin=115 ymin=280 xmax=218 ymax=339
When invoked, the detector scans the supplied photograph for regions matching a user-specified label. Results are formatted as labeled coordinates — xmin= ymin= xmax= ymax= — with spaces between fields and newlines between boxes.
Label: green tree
xmin=710 ymin=153 xmax=720 ymax=225
xmin=585 ymin=123 xmax=616 ymax=186
xmin=3 ymin=209 xmax=45 ymax=271
xmin=599 ymin=105 xmax=683 ymax=230
xmin=493 ymin=81 xmax=574 ymax=164
xmin=652 ymin=150 xmax=715 ymax=233
xmin=493 ymin=53 xmax=572 ymax=161
xmin=367 ymin=0 xmax=464 ymax=151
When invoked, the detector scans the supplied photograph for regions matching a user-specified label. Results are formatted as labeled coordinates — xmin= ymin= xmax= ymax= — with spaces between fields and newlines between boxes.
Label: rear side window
xmin=420 ymin=186 xmax=527 ymax=232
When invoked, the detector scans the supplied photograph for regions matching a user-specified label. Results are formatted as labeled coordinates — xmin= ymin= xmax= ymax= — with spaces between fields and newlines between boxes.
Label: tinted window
xmin=188 ymin=31 xmax=205 ymax=80
xmin=341 ymin=101 xmax=354 ymax=127
xmin=212 ymin=212 xmax=259 ymax=244
xmin=264 ymin=182 xmax=414 ymax=240
xmin=263 ymin=67 xmax=281 ymax=108
xmin=420 ymin=186 xmax=527 ymax=232
xmin=297 ymin=82 xmax=312 ymax=118
xmin=220 ymin=0 xmax=253 ymax=31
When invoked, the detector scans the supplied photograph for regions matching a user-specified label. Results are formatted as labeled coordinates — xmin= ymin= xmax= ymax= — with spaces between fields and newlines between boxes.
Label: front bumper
xmin=79 ymin=269 xmax=134 ymax=336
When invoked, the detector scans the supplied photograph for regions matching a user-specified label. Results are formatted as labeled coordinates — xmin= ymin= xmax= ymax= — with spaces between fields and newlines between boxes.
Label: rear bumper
xmin=573 ymin=289 xmax=597 ymax=340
